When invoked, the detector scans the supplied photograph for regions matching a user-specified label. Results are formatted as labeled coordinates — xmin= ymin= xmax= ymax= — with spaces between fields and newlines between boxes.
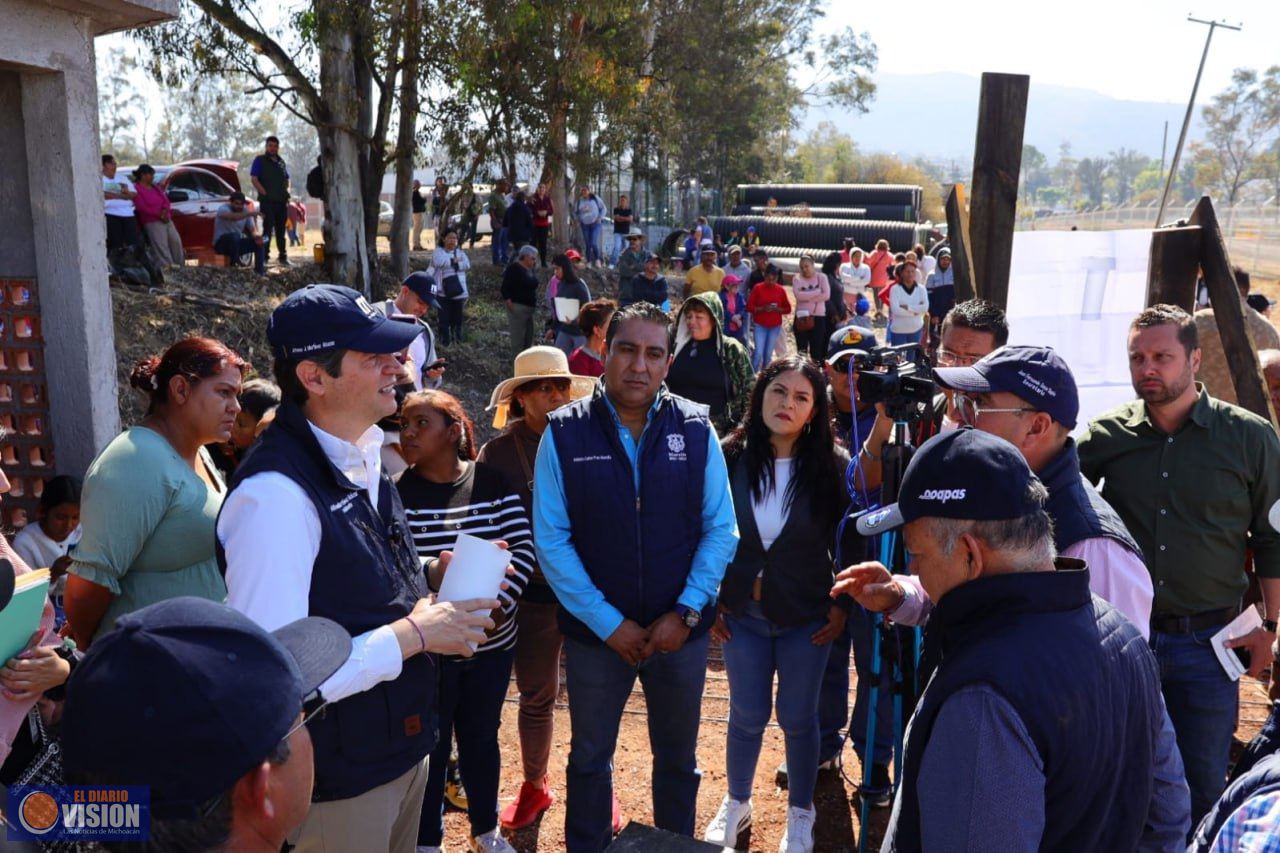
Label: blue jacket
xmin=887 ymin=562 xmax=1163 ymax=852
xmin=536 ymin=385 xmax=733 ymax=643
xmin=1039 ymin=438 xmax=1143 ymax=557
xmin=219 ymin=402 xmax=435 ymax=801
xmin=1192 ymin=748 xmax=1280 ymax=851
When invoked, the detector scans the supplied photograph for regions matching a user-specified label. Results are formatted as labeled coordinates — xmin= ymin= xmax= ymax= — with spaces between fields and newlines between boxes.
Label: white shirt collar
xmin=307 ymin=420 xmax=384 ymax=500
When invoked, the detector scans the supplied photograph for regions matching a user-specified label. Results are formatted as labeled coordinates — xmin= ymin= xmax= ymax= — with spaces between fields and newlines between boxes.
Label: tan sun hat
xmin=487 ymin=346 xmax=597 ymax=428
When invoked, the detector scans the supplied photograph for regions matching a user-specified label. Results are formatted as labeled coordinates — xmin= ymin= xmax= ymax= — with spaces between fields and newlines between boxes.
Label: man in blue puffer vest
xmin=533 ymin=300 xmax=739 ymax=852
xmin=834 ymin=429 xmax=1175 ymax=852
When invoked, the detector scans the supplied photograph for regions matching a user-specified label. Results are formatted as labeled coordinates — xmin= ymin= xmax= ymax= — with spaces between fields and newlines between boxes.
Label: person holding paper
xmin=218 ymin=285 xmax=499 ymax=853
xmin=1079 ymin=304 xmax=1280 ymax=828
xmin=533 ymin=301 xmax=739 ymax=852
xmin=396 ymin=390 xmax=532 ymax=852
xmin=550 ymin=252 xmax=591 ymax=358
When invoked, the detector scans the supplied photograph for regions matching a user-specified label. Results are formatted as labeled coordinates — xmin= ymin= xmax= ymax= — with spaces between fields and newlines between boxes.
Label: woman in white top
xmin=432 ymin=229 xmax=472 ymax=345
xmin=839 ymin=248 xmax=871 ymax=318
xmin=887 ymin=259 xmax=929 ymax=346
xmin=704 ymin=356 xmax=850 ymax=853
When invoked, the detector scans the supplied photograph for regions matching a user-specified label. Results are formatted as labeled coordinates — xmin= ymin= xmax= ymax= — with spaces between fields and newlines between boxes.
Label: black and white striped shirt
xmin=396 ymin=461 xmax=533 ymax=653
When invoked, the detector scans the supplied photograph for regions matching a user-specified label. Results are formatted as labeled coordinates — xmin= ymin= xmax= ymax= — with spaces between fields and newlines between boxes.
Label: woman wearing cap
xmin=65 ymin=338 xmax=247 ymax=647
xmin=704 ymin=356 xmax=850 ymax=852
xmin=791 ymin=254 xmax=831 ymax=362
xmin=669 ymin=292 xmax=754 ymax=436
xmin=888 ymin=258 xmax=929 ymax=347
xmin=568 ymin=299 xmax=617 ymax=378
xmin=396 ymin=390 xmax=534 ymax=853
xmin=131 ymin=164 xmax=186 ymax=268
xmin=549 ymin=252 xmax=592 ymax=357
xmin=478 ymin=348 xmax=594 ymax=831
xmin=432 ymin=229 xmax=471 ymax=345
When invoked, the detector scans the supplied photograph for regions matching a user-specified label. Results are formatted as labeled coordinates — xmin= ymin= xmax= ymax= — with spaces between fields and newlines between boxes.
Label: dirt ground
xmin=437 ymin=648 xmax=1273 ymax=852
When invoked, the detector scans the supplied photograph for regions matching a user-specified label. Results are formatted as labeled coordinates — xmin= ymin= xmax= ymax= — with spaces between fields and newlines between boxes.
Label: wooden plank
xmin=968 ymin=72 xmax=1030 ymax=310
xmin=944 ymin=183 xmax=978 ymax=302
xmin=1145 ymin=225 xmax=1201 ymax=311
xmin=1189 ymin=196 xmax=1278 ymax=426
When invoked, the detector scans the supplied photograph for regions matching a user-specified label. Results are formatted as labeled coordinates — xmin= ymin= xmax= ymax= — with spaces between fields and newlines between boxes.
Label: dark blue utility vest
xmin=1191 ymin=751 xmax=1280 ymax=851
xmin=217 ymin=402 xmax=435 ymax=801
xmin=886 ymin=562 xmax=1162 ymax=852
xmin=546 ymin=385 xmax=715 ymax=643
xmin=1039 ymin=439 xmax=1142 ymax=558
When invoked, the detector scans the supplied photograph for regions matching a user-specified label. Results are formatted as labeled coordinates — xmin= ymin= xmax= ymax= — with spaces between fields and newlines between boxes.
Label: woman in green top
xmin=65 ymin=337 xmax=247 ymax=646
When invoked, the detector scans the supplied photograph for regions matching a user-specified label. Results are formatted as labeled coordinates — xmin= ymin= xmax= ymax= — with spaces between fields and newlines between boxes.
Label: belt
xmin=1149 ymin=607 xmax=1237 ymax=635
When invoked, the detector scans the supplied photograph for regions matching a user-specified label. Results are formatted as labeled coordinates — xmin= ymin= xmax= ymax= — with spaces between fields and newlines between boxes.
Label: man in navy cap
xmin=62 ymin=596 xmax=351 ymax=852
xmin=374 ymin=272 xmax=444 ymax=391
xmin=217 ymin=284 xmax=500 ymax=852
xmin=833 ymin=429 xmax=1176 ymax=851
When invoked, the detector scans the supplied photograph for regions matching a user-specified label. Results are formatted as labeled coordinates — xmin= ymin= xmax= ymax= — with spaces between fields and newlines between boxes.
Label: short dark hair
xmin=606 ymin=301 xmax=671 ymax=354
xmin=1131 ymin=304 xmax=1199 ymax=355
xmin=941 ymin=299 xmax=1010 ymax=347
xmin=239 ymin=378 xmax=282 ymax=420
xmin=266 ymin=135 xmax=280 ymax=144
xmin=228 ymin=191 xmax=246 ymax=203
xmin=102 ymin=154 xmax=115 ymax=166
xmin=273 ymin=349 xmax=347 ymax=407
xmin=39 ymin=475 xmax=81 ymax=513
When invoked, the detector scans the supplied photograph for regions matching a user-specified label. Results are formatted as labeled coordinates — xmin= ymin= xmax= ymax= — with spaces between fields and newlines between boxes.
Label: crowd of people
xmin=10 ymin=179 xmax=1280 ymax=853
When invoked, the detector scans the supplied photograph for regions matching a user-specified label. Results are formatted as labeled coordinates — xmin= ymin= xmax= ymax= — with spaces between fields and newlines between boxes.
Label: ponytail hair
xmin=130 ymin=337 xmax=248 ymax=414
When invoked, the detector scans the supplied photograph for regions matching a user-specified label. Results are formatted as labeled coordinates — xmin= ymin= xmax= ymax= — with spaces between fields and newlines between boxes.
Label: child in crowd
xmin=12 ymin=475 xmax=82 ymax=627
xmin=209 ymin=377 xmax=281 ymax=478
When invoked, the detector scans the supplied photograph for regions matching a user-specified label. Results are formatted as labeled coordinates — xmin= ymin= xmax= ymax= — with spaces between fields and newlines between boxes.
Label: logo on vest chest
xmin=666 ymin=433 xmax=686 ymax=462
xmin=329 ymin=492 xmax=359 ymax=513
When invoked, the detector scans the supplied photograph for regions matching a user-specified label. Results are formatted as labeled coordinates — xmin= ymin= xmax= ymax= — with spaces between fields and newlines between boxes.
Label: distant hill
xmin=799 ymin=72 xmax=1203 ymax=163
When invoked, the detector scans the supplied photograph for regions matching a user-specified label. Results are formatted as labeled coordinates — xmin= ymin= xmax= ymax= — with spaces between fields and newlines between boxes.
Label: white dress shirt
xmin=219 ymin=420 xmax=407 ymax=703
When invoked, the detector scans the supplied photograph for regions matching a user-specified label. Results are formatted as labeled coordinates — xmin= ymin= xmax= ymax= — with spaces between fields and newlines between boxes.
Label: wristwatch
xmin=675 ymin=605 xmax=701 ymax=629
xmin=1263 ymin=618 xmax=1278 ymax=633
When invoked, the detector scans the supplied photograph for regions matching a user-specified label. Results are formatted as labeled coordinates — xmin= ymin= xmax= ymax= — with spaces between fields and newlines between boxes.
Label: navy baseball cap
xmin=826 ymin=325 xmax=872 ymax=364
xmin=62 ymin=597 xmax=351 ymax=816
xmin=933 ymin=345 xmax=1079 ymax=429
xmin=268 ymin=284 xmax=423 ymax=360
xmin=856 ymin=428 xmax=1044 ymax=535
xmin=401 ymin=272 xmax=441 ymax=310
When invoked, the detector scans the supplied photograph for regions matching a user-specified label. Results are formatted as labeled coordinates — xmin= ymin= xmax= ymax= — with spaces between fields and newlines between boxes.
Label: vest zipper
xmin=636 ymin=494 xmax=644 ymax=609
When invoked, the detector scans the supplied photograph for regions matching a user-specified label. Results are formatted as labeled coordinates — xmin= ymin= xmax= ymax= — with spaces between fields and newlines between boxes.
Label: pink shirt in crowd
xmin=791 ymin=272 xmax=830 ymax=317
xmin=132 ymin=182 xmax=172 ymax=226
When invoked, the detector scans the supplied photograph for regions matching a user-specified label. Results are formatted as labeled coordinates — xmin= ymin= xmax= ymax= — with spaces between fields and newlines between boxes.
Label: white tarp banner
xmin=1004 ymin=229 xmax=1153 ymax=433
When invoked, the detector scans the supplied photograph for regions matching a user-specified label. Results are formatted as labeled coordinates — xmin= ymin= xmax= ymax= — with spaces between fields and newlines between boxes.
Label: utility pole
xmin=1155 ymin=15 xmax=1241 ymax=227
xmin=1160 ymin=120 xmax=1168 ymax=177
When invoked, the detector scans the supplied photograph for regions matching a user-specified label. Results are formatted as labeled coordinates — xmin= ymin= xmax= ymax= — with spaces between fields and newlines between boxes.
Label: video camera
xmin=850 ymin=343 xmax=936 ymax=421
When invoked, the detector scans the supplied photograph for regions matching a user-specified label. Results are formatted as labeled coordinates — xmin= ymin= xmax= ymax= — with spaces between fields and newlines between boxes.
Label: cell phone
xmin=1231 ymin=646 xmax=1251 ymax=669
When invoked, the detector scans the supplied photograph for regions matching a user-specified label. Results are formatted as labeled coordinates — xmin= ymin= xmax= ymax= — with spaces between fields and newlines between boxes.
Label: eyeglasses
xmin=955 ymin=395 xmax=1036 ymax=425
xmin=936 ymin=349 xmax=982 ymax=367
xmin=284 ymin=694 xmax=329 ymax=741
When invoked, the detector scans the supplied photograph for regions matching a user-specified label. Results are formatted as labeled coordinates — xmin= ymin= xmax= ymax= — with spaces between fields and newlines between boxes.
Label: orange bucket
xmin=312 ymin=243 xmax=326 ymax=264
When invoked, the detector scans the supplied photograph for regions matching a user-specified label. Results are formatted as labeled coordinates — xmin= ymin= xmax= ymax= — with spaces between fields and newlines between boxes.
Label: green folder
xmin=0 ymin=569 xmax=49 ymax=664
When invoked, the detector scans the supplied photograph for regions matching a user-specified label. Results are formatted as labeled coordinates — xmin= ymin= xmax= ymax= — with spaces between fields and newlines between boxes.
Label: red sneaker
xmin=499 ymin=779 xmax=555 ymax=831
xmin=612 ymin=792 xmax=623 ymax=834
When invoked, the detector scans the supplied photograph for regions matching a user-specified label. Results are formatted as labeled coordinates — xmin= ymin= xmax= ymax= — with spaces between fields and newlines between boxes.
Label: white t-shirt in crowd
xmin=840 ymin=262 xmax=871 ymax=291
xmin=12 ymin=521 xmax=81 ymax=596
xmin=751 ymin=457 xmax=793 ymax=551
xmin=103 ymin=175 xmax=135 ymax=217
xmin=889 ymin=283 xmax=929 ymax=334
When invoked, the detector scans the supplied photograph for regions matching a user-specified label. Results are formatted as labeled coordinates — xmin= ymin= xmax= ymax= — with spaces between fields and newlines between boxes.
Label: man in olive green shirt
xmin=1078 ymin=303 xmax=1280 ymax=828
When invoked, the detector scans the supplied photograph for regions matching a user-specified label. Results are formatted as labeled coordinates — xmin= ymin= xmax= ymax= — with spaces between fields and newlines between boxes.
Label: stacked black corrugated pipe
xmin=736 ymin=183 xmax=922 ymax=209
xmin=709 ymin=216 xmax=925 ymax=254
xmin=732 ymin=205 xmax=868 ymax=219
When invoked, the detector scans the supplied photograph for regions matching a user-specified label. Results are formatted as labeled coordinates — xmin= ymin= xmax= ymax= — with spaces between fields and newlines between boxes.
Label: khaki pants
xmin=288 ymin=756 xmax=428 ymax=853
xmin=412 ymin=212 xmax=425 ymax=249
xmin=143 ymin=220 xmax=185 ymax=267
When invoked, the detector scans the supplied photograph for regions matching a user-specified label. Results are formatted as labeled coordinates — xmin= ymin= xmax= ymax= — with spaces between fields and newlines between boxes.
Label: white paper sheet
xmin=1209 ymin=607 xmax=1263 ymax=681
xmin=555 ymin=297 xmax=581 ymax=323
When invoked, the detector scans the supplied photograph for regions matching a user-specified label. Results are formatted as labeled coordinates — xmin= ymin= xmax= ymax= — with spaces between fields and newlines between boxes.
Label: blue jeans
xmin=581 ymin=222 xmax=602 ymax=264
xmin=609 ymin=233 xmax=628 ymax=266
xmin=418 ymin=647 xmax=515 ymax=845
xmin=888 ymin=329 xmax=921 ymax=346
xmin=1150 ymin=627 xmax=1239 ymax=828
xmin=817 ymin=607 xmax=894 ymax=766
xmin=722 ymin=603 xmax=830 ymax=808
xmin=752 ymin=324 xmax=782 ymax=372
xmin=214 ymin=233 xmax=265 ymax=274
xmin=491 ymin=225 xmax=509 ymax=265
xmin=563 ymin=632 xmax=709 ymax=852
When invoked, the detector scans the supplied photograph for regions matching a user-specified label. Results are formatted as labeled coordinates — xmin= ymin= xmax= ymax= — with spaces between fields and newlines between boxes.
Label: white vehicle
xmin=377 ymin=200 xmax=394 ymax=237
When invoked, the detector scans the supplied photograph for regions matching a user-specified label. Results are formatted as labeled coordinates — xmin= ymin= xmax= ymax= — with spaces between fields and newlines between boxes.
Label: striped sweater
xmin=396 ymin=461 xmax=533 ymax=653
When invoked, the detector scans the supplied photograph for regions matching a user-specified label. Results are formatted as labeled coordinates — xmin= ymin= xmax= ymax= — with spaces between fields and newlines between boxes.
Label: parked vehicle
xmin=377 ymin=200 xmax=394 ymax=237
xmin=146 ymin=160 xmax=257 ymax=254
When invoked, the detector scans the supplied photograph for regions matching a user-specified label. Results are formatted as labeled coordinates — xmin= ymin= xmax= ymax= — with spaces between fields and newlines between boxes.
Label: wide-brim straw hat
xmin=487 ymin=346 xmax=596 ymax=428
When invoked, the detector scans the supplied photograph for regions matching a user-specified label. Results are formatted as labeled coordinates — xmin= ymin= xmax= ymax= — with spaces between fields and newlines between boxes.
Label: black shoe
xmin=854 ymin=763 xmax=893 ymax=809
xmin=277 ymin=257 xmax=292 ymax=267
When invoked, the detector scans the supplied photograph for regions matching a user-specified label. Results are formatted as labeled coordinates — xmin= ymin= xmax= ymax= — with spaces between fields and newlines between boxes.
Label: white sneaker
xmin=470 ymin=829 xmax=515 ymax=853
xmin=703 ymin=794 xmax=752 ymax=848
xmin=779 ymin=805 xmax=816 ymax=853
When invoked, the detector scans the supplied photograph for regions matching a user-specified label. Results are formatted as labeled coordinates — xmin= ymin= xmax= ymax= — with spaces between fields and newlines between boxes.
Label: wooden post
xmin=944 ymin=184 xmax=978 ymax=302
xmin=1189 ymin=197 xmax=1278 ymax=426
xmin=1145 ymin=225 xmax=1201 ymax=311
xmin=968 ymin=72 xmax=1030 ymax=310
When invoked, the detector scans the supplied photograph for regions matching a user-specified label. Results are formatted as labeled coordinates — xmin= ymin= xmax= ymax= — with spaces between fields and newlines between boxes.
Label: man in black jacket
xmin=503 ymin=245 xmax=541 ymax=355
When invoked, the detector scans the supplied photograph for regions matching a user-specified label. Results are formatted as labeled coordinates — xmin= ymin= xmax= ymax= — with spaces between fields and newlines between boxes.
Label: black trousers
xmin=105 ymin=215 xmax=142 ymax=252
xmin=259 ymin=200 xmax=289 ymax=259
xmin=533 ymin=226 xmax=551 ymax=267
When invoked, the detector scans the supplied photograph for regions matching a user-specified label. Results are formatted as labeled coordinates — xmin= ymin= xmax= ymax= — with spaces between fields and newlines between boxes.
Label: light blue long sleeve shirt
xmin=532 ymin=392 xmax=739 ymax=642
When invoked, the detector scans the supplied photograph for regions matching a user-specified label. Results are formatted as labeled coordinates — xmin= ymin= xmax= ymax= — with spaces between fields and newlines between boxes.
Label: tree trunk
xmin=318 ymin=14 xmax=370 ymax=293
xmin=388 ymin=0 xmax=421 ymax=280
xmin=544 ymin=99 xmax=570 ymax=248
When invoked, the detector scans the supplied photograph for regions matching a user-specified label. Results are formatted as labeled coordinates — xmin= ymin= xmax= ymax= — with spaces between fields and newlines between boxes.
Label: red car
xmin=150 ymin=160 xmax=257 ymax=253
